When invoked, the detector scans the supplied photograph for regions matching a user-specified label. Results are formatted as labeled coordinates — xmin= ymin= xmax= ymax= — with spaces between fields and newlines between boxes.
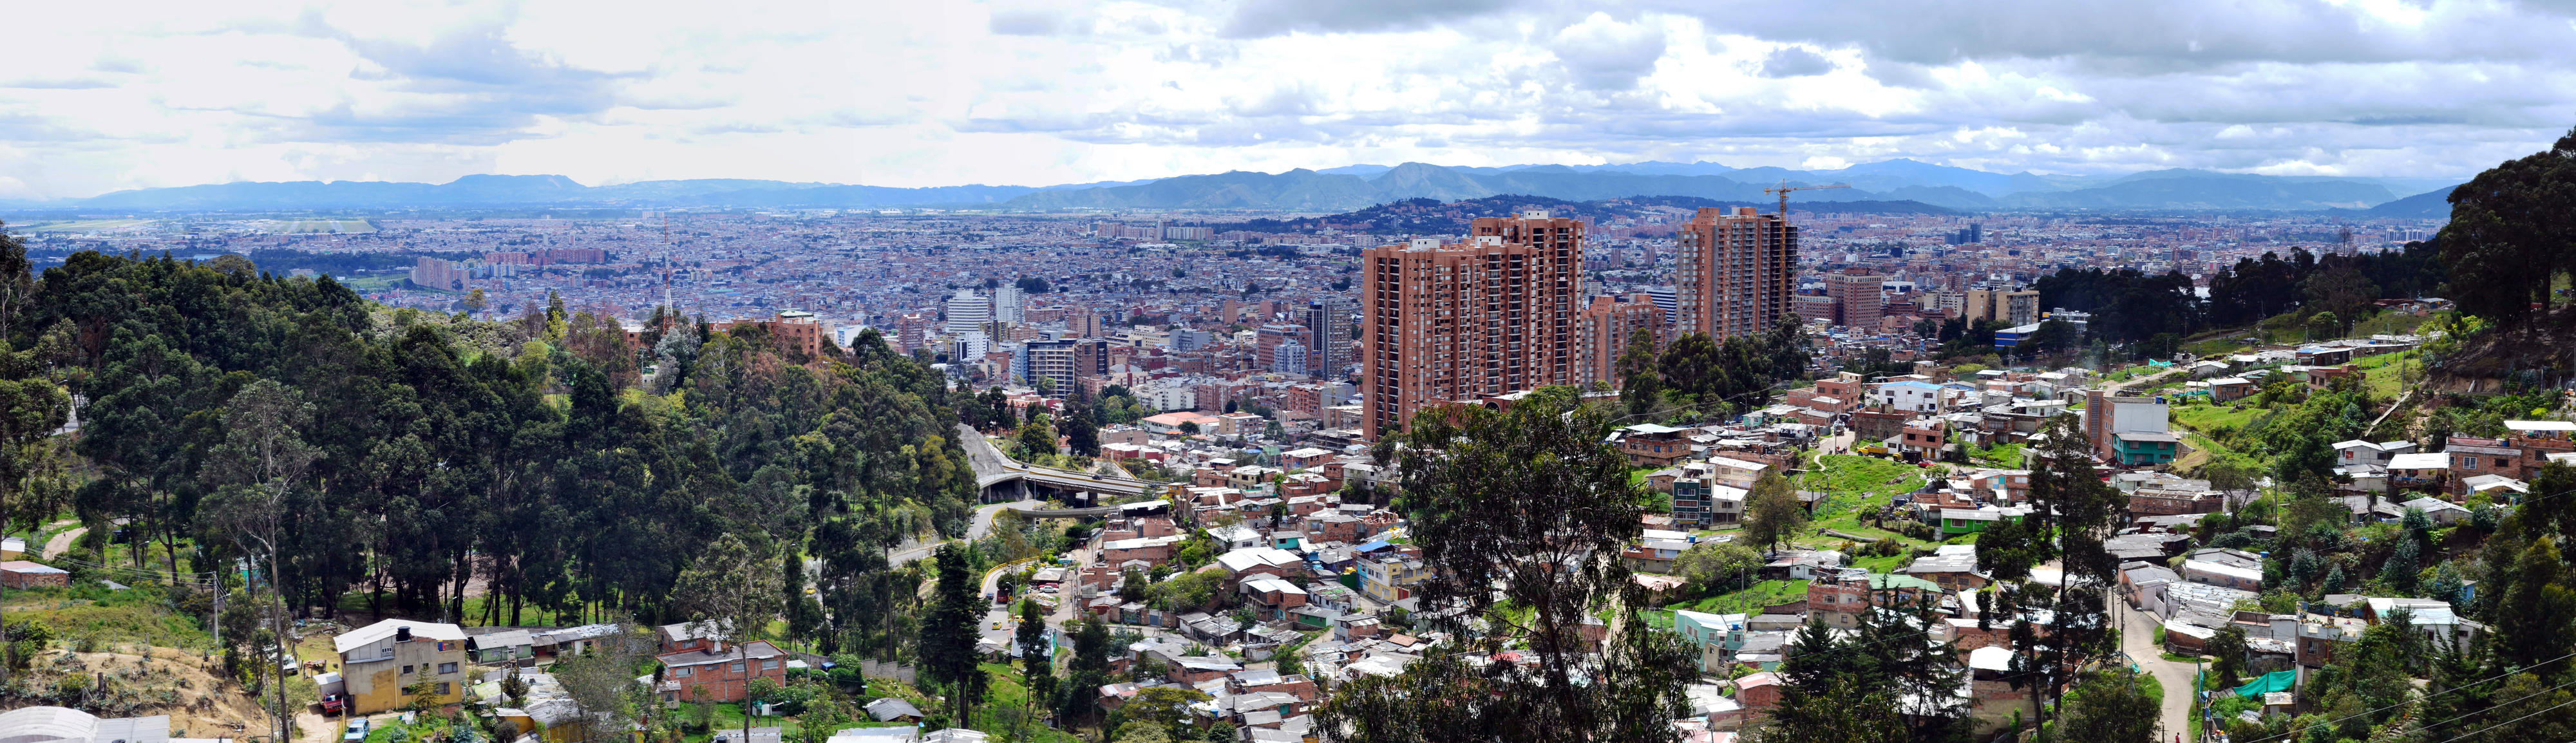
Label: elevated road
xmin=954 ymin=423 xmax=1160 ymax=502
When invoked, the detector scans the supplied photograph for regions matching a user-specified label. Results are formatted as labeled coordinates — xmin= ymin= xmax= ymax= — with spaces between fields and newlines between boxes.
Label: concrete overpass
xmin=955 ymin=424 xmax=1162 ymax=505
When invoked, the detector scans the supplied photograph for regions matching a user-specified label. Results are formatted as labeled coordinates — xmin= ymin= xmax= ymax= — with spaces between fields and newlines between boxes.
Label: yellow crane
xmin=1764 ymin=182 xmax=1851 ymax=218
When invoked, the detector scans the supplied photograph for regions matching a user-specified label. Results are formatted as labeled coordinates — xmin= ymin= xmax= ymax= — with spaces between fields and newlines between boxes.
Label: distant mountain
xmin=1 ymin=159 xmax=2467 ymax=214
xmin=1238 ymin=194 xmax=1955 ymax=235
xmin=2363 ymin=185 xmax=2461 ymax=218
xmin=2005 ymin=173 xmax=2396 ymax=211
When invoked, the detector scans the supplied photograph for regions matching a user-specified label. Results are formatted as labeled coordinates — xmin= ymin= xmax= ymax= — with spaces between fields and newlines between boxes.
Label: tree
xmin=2379 ymin=536 xmax=2421 ymax=594
xmin=2052 ymin=668 xmax=2159 ymax=743
xmin=1673 ymin=541 xmax=1762 ymax=594
xmin=554 ymin=626 xmax=647 ymax=743
xmin=1058 ymin=617 xmax=1113 ymax=735
xmin=674 ymin=533 xmax=784 ymax=743
xmin=2494 ymin=536 xmax=2576 ymax=668
xmin=195 ymin=379 xmax=322 ymax=742
xmin=1063 ymin=400 xmax=1101 ymax=456
xmin=1122 ymin=686 xmax=1213 ymax=741
xmin=1742 ymin=473 xmax=1808 ymax=552
xmin=1018 ymin=419 xmax=1058 ymax=458
xmin=2010 ymin=413 xmax=2127 ymax=736
xmin=2438 ymin=129 xmax=2575 ymax=326
xmin=920 ymin=543 xmax=987 ymax=728
xmin=1336 ymin=386 xmax=1696 ymax=741
xmin=2305 ymin=311 xmax=2340 ymax=341
xmin=1016 ymin=600 xmax=1054 ymax=737
xmin=2206 ymin=625 xmax=2249 ymax=691
xmin=1616 ymin=326 xmax=1663 ymax=417
xmin=1975 ymin=516 xmax=2037 ymax=583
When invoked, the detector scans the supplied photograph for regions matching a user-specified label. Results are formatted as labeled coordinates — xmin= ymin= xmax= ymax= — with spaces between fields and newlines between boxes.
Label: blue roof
xmin=1356 ymin=540 xmax=1394 ymax=553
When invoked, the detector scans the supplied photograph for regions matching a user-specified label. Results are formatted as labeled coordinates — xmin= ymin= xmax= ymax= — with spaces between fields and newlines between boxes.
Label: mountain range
xmin=0 ymin=160 xmax=2466 ymax=214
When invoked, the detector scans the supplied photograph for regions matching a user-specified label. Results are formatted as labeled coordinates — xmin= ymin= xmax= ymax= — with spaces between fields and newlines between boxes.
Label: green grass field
xmin=2356 ymin=350 xmax=2418 ymax=399
xmin=1799 ymin=455 xmax=1934 ymax=548
xmin=2172 ymin=404 xmax=2262 ymax=434
xmin=1663 ymin=579 xmax=1810 ymax=614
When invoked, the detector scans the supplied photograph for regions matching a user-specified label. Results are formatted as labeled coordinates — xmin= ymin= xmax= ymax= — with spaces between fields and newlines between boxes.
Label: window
xmin=732 ymin=662 xmax=746 ymax=673
xmin=437 ymin=682 xmax=452 ymax=695
xmin=402 ymin=664 xmax=414 ymax=675
xmin=439 ymin=663 xmax=459 ymax=675
xmin=762 ymin=659 xmax=780 ymax=670
xmin=674 ymin=666 xmax=693 ymax=677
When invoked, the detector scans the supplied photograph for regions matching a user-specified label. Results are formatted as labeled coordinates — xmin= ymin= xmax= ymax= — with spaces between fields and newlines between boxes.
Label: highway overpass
xmin=956 ymin=424 xmax=1162 ymax=504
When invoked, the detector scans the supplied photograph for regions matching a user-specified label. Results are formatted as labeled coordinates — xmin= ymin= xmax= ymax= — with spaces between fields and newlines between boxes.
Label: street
xmin=2117 ymin=596 xmax=2199 ymax=742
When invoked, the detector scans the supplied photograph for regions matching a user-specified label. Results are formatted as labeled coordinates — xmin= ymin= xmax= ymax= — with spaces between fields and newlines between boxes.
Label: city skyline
xmin=5 ymin=1 xmax=2573 ymax=202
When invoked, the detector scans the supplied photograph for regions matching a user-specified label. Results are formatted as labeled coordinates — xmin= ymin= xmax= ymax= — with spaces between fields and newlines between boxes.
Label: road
xmin=43 ymin=526 xmax=84 ymax=559
xmin=2108 ymin=365 xmax=2186 ymax=397
xmin=2118 ymin=598 xmax=2198 ymax=742
xmin=886 ymin=498 xmax=1039 ymax=567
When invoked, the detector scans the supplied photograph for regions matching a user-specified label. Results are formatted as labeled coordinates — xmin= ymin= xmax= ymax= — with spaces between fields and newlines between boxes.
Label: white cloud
xmin=0 ymin=0 xmax=2569 ymax=200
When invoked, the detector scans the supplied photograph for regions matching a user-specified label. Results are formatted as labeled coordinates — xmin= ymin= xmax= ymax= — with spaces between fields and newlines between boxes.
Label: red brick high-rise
xmin=1361 ymin=211 xmax=1582 ymax=440
xmin=1575 ymin=294 xmax=1665 ymax=389
xmin=1674 ymin=207 xmax=1797 ymax=341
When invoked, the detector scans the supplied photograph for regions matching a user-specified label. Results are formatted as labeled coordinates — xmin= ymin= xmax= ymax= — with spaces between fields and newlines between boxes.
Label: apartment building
xmin=1302 ymin=298 xmax=1352 ymax=381
xmin=1574 ymin=294 xmax=1666 ymax=388
xmin=333 ymin=619 xmax=469 ymax=714
xmin=1823 ymin=272 xmax=1886 ymax=330
xmin=1674 ymin=207 xmax=1796 ymax=341
xmin=1359 ymin=211 xmax=1582 ymax=439
xmin=1023 ymin=339 xmax=1109 ymax=396
xmin=1963 ymin=288 xmax=2041 ymax=327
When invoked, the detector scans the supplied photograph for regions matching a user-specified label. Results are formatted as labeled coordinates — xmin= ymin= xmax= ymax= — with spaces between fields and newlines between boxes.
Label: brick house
xmin=0 ymin=560 xmax=69 ymax=588
xmin=655 ymin=639 xmax=790 ymax=703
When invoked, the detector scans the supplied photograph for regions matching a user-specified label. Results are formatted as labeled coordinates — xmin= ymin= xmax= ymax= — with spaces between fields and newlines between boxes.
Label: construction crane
xmin=1764 ymin=181 xmax=1850 ymax=219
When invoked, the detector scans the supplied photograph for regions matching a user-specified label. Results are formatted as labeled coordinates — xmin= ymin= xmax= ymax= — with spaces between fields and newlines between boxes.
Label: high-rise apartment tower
xmin=1361 ymin=211 xmax=1582 ymax=439
xmin=1302 ymin=298 xmax=1352 ymax=381
xmin=1674 ymin=207 xmax=1796 ymax=340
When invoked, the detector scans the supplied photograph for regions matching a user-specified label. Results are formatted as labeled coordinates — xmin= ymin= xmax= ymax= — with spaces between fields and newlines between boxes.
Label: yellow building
xmin=332 ymin=619 xmax=469 ymax=714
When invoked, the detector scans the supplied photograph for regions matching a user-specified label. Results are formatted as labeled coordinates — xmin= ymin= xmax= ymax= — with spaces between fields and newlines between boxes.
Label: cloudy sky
xmin=3 ymin=0 xmax=2572 ymax=200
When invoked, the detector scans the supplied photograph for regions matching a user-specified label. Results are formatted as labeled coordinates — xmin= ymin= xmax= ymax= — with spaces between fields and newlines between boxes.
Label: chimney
xmin=395 ymin=626 xmax=412 ymax=643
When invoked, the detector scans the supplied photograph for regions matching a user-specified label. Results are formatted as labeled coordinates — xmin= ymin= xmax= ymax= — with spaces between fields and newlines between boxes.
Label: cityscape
xmin=0 ymin=3 xmax=2572 ymax=743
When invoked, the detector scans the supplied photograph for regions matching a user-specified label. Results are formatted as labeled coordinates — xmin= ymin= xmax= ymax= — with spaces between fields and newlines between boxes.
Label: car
xmin=321 ymin=693 xmax=346 ymax=715
xmin=991 ymin=621 xmax=1003 ymax=630
xmin=343 ymin=718 xmax=370 ymax=742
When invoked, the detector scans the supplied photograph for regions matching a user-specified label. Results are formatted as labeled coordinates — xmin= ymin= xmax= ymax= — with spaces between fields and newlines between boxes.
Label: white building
xmin=943 ymin=289 xmax=992 ymax=335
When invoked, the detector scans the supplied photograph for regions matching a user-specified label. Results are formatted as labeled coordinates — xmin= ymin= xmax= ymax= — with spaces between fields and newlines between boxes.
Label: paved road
xmin=887 ymin=499 xmax=1039 ymax=567
xmin=2119 ymin=598 xmax=2199 ymax=742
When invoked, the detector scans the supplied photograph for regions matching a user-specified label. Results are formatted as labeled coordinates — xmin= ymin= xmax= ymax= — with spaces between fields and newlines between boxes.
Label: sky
xmin=3 ymin=0 xmax=2573 ymax=200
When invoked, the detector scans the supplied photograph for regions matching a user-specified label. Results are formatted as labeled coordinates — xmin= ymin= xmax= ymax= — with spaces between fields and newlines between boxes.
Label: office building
xmin=1674 ymin=207 xmax=1796 ymax=341
xmin=1360 ymin=211 xmax=1582 ymax=439
xmin=1302 ymin=298 xmax=1352 ymax=381
xmin=994 ymin=286 xmax=1025 ymax=324
xmin=1023 ymin=339 xmax=1108 ymax=396
xmin=943 ymin=289 xmax=992 ymax=335
xmin=1574 ymin=294 xmax=1666 ymax=388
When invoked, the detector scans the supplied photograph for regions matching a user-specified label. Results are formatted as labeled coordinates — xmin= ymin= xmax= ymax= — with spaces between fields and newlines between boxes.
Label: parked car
xmin=343 ymin=717 xmax=369 ymax=742
xmin=321 ymin=694 xmax=346 ymax=715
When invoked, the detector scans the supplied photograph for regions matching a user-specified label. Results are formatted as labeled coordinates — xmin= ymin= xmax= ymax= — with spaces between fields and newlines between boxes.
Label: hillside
xmin=2362 ymin=185 xmax=2461 ymax=218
